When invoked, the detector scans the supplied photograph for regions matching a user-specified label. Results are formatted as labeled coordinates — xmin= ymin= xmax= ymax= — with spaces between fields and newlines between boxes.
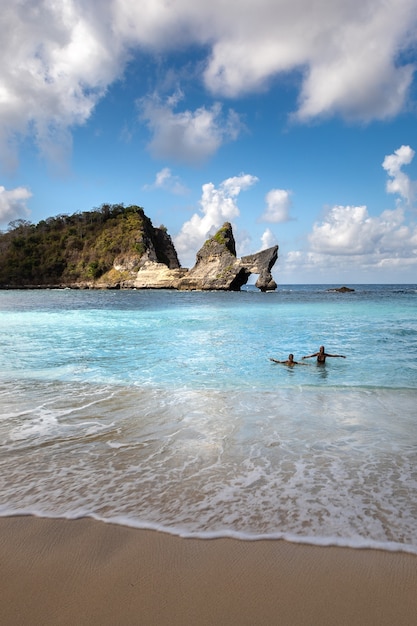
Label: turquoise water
xmin=1 ymin=285 xmax=417 ymax=552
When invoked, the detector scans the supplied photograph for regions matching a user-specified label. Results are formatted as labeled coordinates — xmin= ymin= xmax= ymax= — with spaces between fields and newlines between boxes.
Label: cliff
xmin=0 ymin=206 xmax=278 ymax=291
xmin=171 ymin=223 xmax=278 ymax=291
xmin=0 ymin=205 xmax=180 ymax=287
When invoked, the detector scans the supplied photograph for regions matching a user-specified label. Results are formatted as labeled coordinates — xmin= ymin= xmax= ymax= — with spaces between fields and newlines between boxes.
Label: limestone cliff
xmin=130 ymin=262 xmax=187 ymax=289
xmin=133 ymin=222 xmax=279 ymax=291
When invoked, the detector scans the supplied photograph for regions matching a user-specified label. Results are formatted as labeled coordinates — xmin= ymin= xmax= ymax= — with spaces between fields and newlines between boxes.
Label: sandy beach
xmin=1 ymin=516 xmax=416 ymax=625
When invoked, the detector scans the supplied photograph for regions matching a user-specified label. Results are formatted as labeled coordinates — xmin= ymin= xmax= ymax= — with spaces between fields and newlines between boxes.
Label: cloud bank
xmin=280 ymin=145 xmax=417 ymax=281
xmin=1 ymin=0 xmax=416 ymax=168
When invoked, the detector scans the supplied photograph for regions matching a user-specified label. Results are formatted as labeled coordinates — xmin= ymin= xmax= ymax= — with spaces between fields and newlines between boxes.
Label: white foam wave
xmin=0 ymin=509 xmax=416 ymax=556
xmin=1 ymin=370 xmax=417 ymax=557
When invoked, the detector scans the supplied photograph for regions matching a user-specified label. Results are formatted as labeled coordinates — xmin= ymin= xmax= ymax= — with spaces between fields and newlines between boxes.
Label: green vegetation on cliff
xmin=0 ymin=204 xmax=177 ymax=287
xmin=201 ymin=222 xmax=237 ymax=258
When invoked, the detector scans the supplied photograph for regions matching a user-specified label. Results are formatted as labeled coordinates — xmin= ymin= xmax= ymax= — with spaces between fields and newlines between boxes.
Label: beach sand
xmin=1 ymin=516 xmax=417 ymax=626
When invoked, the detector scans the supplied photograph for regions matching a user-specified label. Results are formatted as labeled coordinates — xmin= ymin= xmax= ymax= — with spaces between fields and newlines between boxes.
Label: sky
xmin=1 ymin=1 xmax=417 ymax=283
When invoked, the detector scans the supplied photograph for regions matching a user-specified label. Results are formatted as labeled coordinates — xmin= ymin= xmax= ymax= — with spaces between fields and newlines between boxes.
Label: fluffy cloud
xmin=308 ymin=205 xmax=414 ymax=255
xmin=138 ymin=94 xmax=242 ymax=165
xmin=260 ymin=189 xmax=293 ymax=223
xmin=277 ymin=144 xmax=417 ymax=281
xmin=143 ymin=167 xmax=189 ymax=195
xmin=112 ymin=0 xmax=417 ymax=125
xmin=292 ymin=2 xmax=415 ymax=123
xmin=1 ymin=0 xmax=416 ymax=168
xmin=174 ymin=173 xmax=258 ymax=266
xmin=260 ymin=228 xmax=277 ymax=250
xmin=0 ymin=1 xmax=125 ymax=168
xmin=382 ymin=145 xmax=417 ymax=205
xmin=0 ymin=185 xmax=32 ymax=225
xmin=279 ymin=204 xmax=417 ymax=282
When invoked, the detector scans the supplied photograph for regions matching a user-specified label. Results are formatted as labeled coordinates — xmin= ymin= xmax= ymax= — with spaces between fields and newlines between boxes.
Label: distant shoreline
xmin=1 ymin=283 xmax=415 ymax=289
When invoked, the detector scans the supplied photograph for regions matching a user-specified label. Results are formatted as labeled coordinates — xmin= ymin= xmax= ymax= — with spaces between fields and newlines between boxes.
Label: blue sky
xmin=1 ymin=1 xmax=417 ymax=283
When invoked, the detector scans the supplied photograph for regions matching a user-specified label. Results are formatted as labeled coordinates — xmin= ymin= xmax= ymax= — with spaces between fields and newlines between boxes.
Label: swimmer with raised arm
xmin=302 ymin=345 xmax=346 ymax=363
xmin=270 ymin=353 xmax=309 ymax=366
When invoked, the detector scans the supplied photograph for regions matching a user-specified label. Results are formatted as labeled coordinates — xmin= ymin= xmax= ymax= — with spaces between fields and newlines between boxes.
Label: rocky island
xmin=0 ymin=204 xmax=278 ymax=291
xmin=327 ymin=286 xmax=355 ymax=293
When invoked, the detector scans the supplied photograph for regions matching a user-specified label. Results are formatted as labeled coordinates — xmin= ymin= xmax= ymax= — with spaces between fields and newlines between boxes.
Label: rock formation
xmin=133 ymin=222 xmax=278 ymax=291
xmin=240 ymin=248 xmax=278 ymax=292
xmin=327 ymin=286 xmax=355 ymax=293
xmin=0 ymin=205 xmax=278 ymax=291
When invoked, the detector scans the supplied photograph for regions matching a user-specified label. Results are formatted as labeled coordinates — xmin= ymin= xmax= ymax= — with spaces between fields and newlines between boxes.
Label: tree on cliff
xmin=0 ymin=204 xmax=179 ymax=287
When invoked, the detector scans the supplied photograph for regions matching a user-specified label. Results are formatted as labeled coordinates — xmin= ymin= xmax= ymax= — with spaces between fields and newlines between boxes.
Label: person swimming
xmin=269 ymin=354 xmax=309 ymax=366
xmin=301 ymin=345 xmax=346 ymax=363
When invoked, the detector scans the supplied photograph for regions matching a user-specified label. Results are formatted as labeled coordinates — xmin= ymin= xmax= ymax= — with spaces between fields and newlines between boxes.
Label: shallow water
xmin=1 ymin=286 xmax=417 ymax=552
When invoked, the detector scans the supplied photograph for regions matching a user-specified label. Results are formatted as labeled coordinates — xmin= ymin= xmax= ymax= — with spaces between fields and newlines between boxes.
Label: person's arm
xmin=301 ymin=353 xmax=317 ymax=359
xmin=269 ymin=358 xmax=285 ymax=363
xmin=326 ymin=353 xmax=346 ymax=358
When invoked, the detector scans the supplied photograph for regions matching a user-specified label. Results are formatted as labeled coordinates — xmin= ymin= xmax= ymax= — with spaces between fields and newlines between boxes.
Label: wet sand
xmin=1 ymin=516 xmax=417 ymax=625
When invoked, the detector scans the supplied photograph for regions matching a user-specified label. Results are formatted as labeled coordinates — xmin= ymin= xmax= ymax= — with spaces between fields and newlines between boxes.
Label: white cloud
xmin=0 ymin=1 xmax=125 ymax=169
xmin=261 ymin=189 xmax=293 ymax=223
xmin=279 ymin=204 xmax=417 ymax=282
xmin=1 ymin=0 xmax=416 ymax=168
xmin=174 ymin=173 xmax=258 ymax=266
xmin=260 ymin=228 xmax=277 ymax=250
xmin=277 ymin=144 xmax=417 ymax=282
xmin=294 ymin=27 xmax=414 ymax=122
xmin=201 ymin=0 xmax=416 ymax=122
xmin=0 ymin=185 xmax=32 ymax=225
xmin=138 ymin=94 xmax=242 ymax=164
xmin=382 ymin=145 xmax=417 ymax=205
xmin=308 ymin=205 xmax=414 ymax=255
xmin=144 ymin=167 xmax=189 ymax=195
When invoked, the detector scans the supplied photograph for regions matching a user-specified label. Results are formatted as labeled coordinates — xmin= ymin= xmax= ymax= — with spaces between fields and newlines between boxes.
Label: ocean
xmin=1 ymin=285 xmax=417 ymax=554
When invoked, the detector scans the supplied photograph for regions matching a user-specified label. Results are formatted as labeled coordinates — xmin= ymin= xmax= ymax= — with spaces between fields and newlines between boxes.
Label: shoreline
xmin=1 ymin=516 xmax=417 ymax=625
